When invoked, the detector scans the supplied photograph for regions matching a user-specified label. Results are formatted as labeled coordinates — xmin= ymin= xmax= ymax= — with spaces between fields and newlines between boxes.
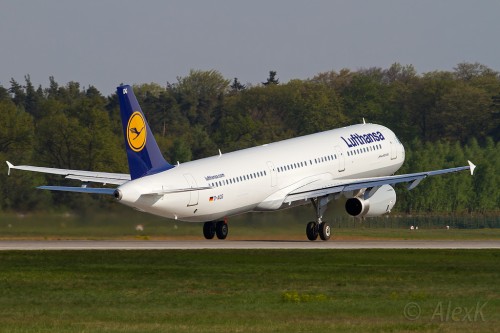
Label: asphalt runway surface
xmin=0 ymin=240 xmax=499 ymax=250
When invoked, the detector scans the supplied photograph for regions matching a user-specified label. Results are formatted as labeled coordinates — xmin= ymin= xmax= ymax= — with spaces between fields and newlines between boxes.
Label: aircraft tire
xmin=203 ymin=222 xmax=216 ymax=239
xmin=216 ymin=221 xmax=228 ymax=240
xmin=306 ymin=221 xmax=318 ymax=241
xmin=319 ymin=222 xmax=331 ymax=241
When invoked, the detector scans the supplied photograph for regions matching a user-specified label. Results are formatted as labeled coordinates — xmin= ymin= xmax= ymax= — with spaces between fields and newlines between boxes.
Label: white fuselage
xmin=117 ymin=123 xmax=405 ymax=222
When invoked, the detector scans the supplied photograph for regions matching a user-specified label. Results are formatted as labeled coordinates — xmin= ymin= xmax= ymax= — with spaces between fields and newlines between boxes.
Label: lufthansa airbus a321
xmin=6 ymin=85 xmax=476 ymax=241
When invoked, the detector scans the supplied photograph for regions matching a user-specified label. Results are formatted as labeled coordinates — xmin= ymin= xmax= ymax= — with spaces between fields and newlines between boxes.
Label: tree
xmin=409 ymin=71 xmax=456 ymax=142
xmin=172 ymin=69 xmax=230 ymax=128
xmin=24 ymin=75 xmax=44 ymax=119
xmin=167 ymin=138 xmax=192 ymax=163
xmin=453 ymin=62 xmax=498 ymax=82
xmin=434 ymin=84 xmax=492 ymax=143
xmin=262 ymin=71 xmax=279 ymax=86
xmin=8 ymin=78 xmax=26 ymax=107
xmin=0 ymin=69 xmax=498 ymax=214
xmin=383 ymin=63 xmax=417 ymax=84
xmin=342 ymin=68 xmax=386 ymax=123
xmin=382 ymin=64 xmax=420 ymax=141
xmin=280 ymin=80 xmax=347 ymax=134
xmin=0 ymin=100 xmax=34 ymax=157
xmin=230 ymin=77 xmax=246 ymax=92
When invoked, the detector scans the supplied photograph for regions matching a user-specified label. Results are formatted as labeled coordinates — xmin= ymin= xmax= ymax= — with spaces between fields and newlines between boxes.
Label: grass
xmin=0 ymin=210 xmax=499 ymax=240
xmin=0 ymin=250 xmax=498 ymax=332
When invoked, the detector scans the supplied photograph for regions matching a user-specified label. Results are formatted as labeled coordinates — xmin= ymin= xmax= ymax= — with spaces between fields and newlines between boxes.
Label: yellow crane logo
xmin=127 ymin=112 xmax=147 ymax=152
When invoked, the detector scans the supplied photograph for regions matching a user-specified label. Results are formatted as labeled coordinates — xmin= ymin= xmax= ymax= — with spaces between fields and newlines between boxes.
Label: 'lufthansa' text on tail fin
xmin=117 ymin=85 xmax=174 ymax=179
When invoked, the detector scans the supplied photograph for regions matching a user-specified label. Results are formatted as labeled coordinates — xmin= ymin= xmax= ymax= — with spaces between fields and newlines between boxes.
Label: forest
xmin=0 ymin=62 xmax=498 ymax=215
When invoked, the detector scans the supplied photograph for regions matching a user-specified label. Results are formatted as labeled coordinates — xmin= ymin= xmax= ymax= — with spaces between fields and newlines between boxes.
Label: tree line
xmin=0 ymin=62 xmax=498 ymax=214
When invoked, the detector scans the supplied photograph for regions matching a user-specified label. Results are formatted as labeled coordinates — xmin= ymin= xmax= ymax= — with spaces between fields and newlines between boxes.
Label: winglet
xmin=6 ymin=161 xmax=13 ymax=176
xmin=468 ymin=160 xmax=476 ymax=176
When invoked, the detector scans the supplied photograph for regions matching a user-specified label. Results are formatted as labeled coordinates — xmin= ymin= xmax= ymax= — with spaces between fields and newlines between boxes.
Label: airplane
xmin=6 ymin=85 xmax=476 ymax=241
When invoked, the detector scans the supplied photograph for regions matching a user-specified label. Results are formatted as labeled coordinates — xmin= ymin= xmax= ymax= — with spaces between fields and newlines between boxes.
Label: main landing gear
xmin=203 ymin=221 xmax=228 ymax=240
xmin=306 ymin=196 xmax=332 ymax=241
xmin=306 ymin=221 xmax=331 ymax=241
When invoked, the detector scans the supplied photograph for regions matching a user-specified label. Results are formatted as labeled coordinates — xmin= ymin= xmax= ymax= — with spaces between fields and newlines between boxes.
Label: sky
xmin=1 ymin=0 xmax=500 ymax=96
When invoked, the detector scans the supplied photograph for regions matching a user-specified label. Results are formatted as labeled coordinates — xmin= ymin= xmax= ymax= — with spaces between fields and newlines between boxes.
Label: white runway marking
xmin=0 ymin=240 xmax=499 ymax=250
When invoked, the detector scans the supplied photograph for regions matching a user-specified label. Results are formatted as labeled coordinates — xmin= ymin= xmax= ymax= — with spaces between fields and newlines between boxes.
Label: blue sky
xmin=1 ymin=0 xmax=499 ymax=96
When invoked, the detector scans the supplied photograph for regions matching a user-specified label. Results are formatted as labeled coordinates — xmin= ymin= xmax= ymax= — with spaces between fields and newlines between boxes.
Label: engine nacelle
xmin=345 ymin=184 xmax=396 ymax=218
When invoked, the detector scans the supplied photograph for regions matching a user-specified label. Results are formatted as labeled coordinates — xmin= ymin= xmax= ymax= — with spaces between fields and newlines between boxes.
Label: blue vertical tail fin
xmin=117 ymin=85 xmax=174 ymax=179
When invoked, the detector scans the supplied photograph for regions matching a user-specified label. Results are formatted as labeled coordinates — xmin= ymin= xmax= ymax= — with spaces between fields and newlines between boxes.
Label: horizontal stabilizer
xmin=37 ymin=186 xmax=116 ymax=195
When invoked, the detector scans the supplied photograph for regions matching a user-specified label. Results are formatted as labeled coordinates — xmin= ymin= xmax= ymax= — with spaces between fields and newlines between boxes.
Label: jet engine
xmin=345 ymin=184 xmax=396 ymax=218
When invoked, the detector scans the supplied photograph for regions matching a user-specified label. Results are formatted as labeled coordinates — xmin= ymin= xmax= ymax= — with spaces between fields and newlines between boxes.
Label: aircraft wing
xmin=6 ymin=161 xmax=130 ymax=186
xmin=284 ymin=161 xmax=476 ymax=204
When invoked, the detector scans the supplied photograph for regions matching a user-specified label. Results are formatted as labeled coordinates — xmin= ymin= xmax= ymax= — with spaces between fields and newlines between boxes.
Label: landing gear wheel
xmin=319 ymin=222 xmax=331 ymax=241
xmin=216 ymin=221 xmax=228 ymax=240
xmin=306 ymin=221 xmax=318 ymax=241
xmin=203 ymin=222 xmax=216 ymax=239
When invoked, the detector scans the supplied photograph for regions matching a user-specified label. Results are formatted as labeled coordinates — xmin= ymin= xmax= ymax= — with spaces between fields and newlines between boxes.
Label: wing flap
xmin=65 ymin=175 xmax=128 ymax=185
xmin=284 ymin=162 xmax=474 ymax=204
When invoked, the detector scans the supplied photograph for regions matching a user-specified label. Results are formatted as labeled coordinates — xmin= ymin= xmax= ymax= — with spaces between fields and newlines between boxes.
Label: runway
xmin=0 ymin=240 xmax=499 ymax=250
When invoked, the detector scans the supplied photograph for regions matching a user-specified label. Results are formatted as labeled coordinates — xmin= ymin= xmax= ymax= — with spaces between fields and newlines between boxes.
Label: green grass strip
xmin=0 ymin=250 xmax=498 ymax=332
